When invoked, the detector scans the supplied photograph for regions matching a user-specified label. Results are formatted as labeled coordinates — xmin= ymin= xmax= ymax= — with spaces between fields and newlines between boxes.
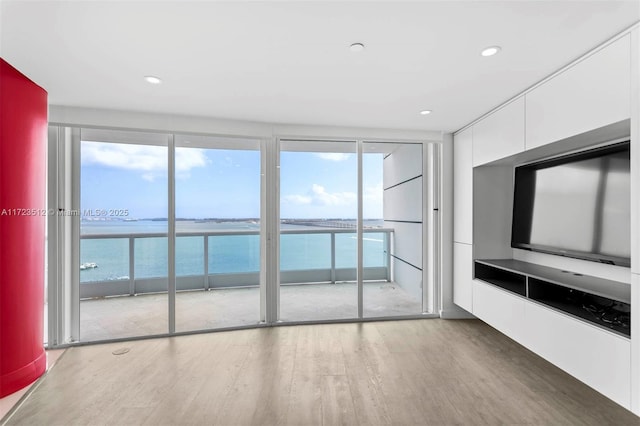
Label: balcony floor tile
xmin=79 ymin=282 xmax=422 ymax=342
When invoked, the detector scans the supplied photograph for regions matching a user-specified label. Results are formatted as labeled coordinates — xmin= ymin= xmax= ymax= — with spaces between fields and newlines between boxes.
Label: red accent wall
xmin=0 ymin=58 xmax=48 ymax=398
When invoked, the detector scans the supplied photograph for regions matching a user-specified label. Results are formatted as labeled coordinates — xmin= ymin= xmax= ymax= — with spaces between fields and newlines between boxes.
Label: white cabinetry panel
xmin=631 ymin=29 xmax=639 ymax=276
xmin=632 ymin=273 xmax=639 ymax=413
xmin=472 ymin=96 xmax=525 ymax=166
xmin=472 ymin=280 xmax=526 ymax=342
xmin=453 ymin=242 xmax=473 ymax=312
xmin=525 ymin=302 xmax=631 ymax=409
xmin=453 ymin=128 xmax=473 ymax=244
xmin=525 ymin=35 xmax=631 ymax=150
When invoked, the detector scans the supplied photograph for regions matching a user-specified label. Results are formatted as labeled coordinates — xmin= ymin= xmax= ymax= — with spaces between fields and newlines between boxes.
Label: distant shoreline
xmin=81 ymin=218 xmax=383 ymax=223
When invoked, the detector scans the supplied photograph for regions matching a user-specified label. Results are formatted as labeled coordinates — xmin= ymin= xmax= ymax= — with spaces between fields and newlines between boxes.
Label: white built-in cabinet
xmin=452 ymin=27 xmax=638 ymax=414
xmin=632 ymin=29 xmax=640 ymax=276
xmin=525 ymin=301 xmax=631 ymax=408
xmin=632 ymin=27 xmax=640 ymax=415
xmin=453 ymin=243 xmax=473 ymax=312
xmin=525 ymin=35 xmax=631 ymax=150
xmin=453 ymin=127 xmax=473 ymax=312
xmin=472 ymin=279 xmax=631 ymax=409
xmin=472 ymin=96 xmax=525 ymax=166
xmin=453 ymin=128 xmax=473 ymax=244
xmin=472 ymin=280 xmax=526 ymax=342
xmin=633 ymin=274 xmax=640 ymax=413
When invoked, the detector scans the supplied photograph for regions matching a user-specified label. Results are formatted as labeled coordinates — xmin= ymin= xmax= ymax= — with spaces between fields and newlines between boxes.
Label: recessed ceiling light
xmin=144 ymin=75 xmax=162 ymax=84
xmin=350 ymin=43 xmax=365 ymax=52
xmin=481 ymin=46 xmax=501 ymax=57
xmin=420 ymin=110 xmax=432 ymax=115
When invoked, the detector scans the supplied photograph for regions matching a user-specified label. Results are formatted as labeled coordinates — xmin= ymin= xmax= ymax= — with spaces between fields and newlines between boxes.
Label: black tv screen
xmin=511 ymin=141 xmax=630 ymax=266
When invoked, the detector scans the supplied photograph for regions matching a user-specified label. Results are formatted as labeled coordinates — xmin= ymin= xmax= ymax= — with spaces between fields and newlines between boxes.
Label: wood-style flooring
xmin=4 ymin=319 xmax=639 ymax=425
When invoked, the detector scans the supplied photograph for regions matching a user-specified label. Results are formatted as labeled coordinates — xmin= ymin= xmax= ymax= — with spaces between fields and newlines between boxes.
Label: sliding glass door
xmin=54 ymin=127 xmax=435 ymax=345
xmin=79 ymin=129 xmax=170 ymax=342
xmin=277 ymin=139 xmax=426 ymax=322
xmin=278 ymin=140 xmax=358 ymax=321
xmin=78 ymin=130 xmax=263 ymax=341
xmin=174 ymin=134 xmax=262 ymax=332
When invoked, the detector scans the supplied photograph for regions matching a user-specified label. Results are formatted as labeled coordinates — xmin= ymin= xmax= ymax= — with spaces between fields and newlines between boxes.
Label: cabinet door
xmin=631 ymin=29 xmax=639 ymax=276
xmin=631 ymin=273 xmax=639 ymax=413
xmin=453 ymin=128 xmax=473 ymax=244
xmin=472 ymin=279 xmax=527 ymax=343
xmin=453 ymin=243 xmax=473 ymax=312
xmin=525 ymin=302 xmax=631 ymax=409
xmin=472 ymin=96 xmax=525 ymax=166
xmin=526 ymin=35 xmax=631 ymax=150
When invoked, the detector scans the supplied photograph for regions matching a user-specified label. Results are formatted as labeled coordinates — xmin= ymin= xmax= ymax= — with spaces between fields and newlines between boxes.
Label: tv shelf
xmin=474 ymin=259 xmax=631 ymax=337
xmin=474 ymin=262 xmax=526 ymax=296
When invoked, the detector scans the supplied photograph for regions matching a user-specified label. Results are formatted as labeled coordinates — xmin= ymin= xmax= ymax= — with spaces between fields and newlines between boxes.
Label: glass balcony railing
xmin=79 ymin=228 xmax=392 ymax=299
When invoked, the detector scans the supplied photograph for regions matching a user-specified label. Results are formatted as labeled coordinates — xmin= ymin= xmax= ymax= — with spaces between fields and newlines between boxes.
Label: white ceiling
xmin=1 ymin=1 xmax=638 ymax=132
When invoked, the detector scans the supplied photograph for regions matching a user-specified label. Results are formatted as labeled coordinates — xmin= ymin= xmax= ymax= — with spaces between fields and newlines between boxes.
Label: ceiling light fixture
xmin=481 ymin=46 xmax=501 ymax=57
xmin=350 ymin=43 xmax=365 ymax=52
xmin=420 ymin=110 xmax=432 ymax=115
xmin=144 ymin=75 xmax=162 ymax=84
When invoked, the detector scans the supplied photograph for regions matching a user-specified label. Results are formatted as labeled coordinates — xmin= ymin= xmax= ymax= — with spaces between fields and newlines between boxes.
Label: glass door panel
xmin=174 ymin=134 xmax=261 ymax=332
xmin=362 ymin=142 xmax=423 ymax=317
xmin=79 ymin=129 xmax=169 ymax=341
xmin=279 ymin=140 xmax=357 ymax=321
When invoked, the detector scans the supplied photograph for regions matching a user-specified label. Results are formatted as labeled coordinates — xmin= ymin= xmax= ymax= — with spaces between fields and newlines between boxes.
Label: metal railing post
xmin=204 ymin=235 xmax=209 ymax=290
xmin=330 ymin=232 xmax=336 ymax=284
xmin=129 ymin=236 xmax=135 ymax=295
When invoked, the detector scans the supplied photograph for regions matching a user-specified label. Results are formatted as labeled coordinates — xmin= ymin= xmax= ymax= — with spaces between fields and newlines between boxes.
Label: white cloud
xmin=311 ymin=184 xmax=356 ymax=205
xmin=284 ymin=184 xmax=356 ymax=207
xmin=315 ymin=153 xmax=352 ymax=162
xmin=283 ymin=194 xmax=312 ymax=205
xmin=81 ymin=142 xmax=208 ymax=180
xmin=176 ymin=148 xmax=209 ymax=179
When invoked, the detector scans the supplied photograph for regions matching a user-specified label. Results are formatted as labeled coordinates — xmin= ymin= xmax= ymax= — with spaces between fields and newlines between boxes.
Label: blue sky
xmin=81 ymin=142 xmax=383 ymax=219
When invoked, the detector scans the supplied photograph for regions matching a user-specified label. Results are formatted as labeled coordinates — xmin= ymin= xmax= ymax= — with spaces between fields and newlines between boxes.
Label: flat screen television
xmin=511 ymin=141 xmax=630 ymax=266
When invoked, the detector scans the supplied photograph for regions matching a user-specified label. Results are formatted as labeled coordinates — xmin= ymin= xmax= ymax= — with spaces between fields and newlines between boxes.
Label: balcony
xmin=80 ymin=228 xmax=391 ymax=298
xmin=79 ymin=228 xmax=423 ymax=341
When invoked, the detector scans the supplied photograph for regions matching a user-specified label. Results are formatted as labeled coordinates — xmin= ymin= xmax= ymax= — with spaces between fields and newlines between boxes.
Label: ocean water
xmin=80 ymin=220 xmax=387 ymax=283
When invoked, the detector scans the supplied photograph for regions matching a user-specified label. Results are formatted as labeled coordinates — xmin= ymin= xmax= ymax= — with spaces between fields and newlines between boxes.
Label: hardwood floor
xmin=4 ymin=319 xmax=639 ymax=425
